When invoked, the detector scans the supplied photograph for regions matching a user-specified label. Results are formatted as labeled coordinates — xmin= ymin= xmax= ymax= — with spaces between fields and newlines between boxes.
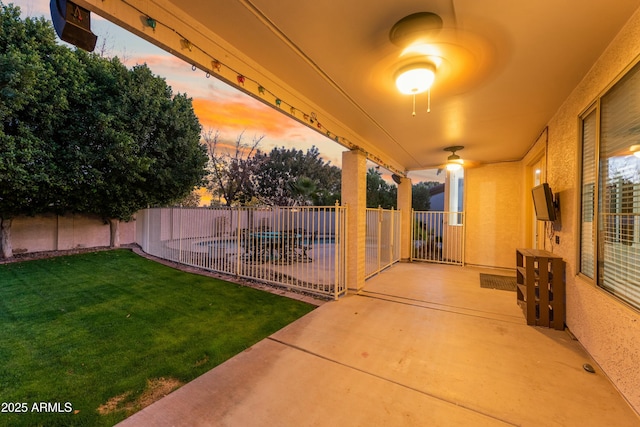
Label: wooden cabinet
xmin=516 ymin=248 xmax=565 ymax=330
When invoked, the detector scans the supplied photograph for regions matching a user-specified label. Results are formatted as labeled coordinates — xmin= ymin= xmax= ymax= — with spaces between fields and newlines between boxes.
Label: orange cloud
xmin=193 ymin=97 xmax=299 ymax=138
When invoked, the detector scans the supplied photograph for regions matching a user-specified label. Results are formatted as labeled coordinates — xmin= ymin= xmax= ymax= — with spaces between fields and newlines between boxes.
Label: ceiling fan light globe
xmin=446 ymin=162 xmax=462 ymax=171
xmin=395 ymin=65 xmax=435 ymax=94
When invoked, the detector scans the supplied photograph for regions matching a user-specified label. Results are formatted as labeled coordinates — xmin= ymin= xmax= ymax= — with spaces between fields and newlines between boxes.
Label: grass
xmin=0 ymin=249 xmax=316 ymax=426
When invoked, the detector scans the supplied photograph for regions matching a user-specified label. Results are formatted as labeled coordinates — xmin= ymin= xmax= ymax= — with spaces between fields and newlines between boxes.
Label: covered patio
xmin=115 ymin=263 xmax=638 ymax=426
xmin=63 ymin=0 xmax=640 ymax=417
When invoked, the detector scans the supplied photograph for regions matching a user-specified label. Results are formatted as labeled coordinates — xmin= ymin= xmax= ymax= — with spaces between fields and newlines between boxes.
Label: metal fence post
xmin=332 ymin=201 xmax=340 ymax=299
xmin=235 ymin=208 xmax=241 ymax=277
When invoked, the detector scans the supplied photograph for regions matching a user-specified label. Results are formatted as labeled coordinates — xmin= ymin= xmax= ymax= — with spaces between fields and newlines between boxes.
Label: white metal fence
xmin=412 ymin=210 xmax=465 ymax=265
xmin=365 ymin=207 xmax=402 ymax=279
xmin=136 ymin=206 xmax=347 ymax=299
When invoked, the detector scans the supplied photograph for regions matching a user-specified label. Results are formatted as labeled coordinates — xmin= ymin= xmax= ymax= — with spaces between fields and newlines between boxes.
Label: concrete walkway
xmin=117 ymin=263 xmax=639 ymax=426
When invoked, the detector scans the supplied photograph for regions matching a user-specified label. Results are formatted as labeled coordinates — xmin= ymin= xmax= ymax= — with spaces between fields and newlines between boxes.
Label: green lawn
xmin=0 ymin=249 xmax=316 ymax=426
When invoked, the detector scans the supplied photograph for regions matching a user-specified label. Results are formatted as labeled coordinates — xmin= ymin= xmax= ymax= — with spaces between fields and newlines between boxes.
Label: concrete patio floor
xmin=116 ymin=262 xmax=639 ymax=426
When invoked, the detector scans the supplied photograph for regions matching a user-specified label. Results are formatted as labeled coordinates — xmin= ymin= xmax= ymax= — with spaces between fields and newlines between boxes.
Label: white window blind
xmin=598 ymin=61 xmax=640 ymax=309
xmin=580 ymin=110 xmax=596 ymax=279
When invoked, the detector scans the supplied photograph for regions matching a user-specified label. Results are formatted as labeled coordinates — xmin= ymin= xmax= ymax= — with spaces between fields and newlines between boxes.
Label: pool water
xmin=197 ymin=236 xmax=335 ymax=249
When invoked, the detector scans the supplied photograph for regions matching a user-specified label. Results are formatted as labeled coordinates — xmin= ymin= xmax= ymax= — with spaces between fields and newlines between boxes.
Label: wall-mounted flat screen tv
xmin=532 ymin=183 xmax=557 ymax=221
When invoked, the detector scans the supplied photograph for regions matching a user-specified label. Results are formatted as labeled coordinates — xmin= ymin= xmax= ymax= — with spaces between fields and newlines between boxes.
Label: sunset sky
xmin=13 ymin=0 xmax=440 ymax=184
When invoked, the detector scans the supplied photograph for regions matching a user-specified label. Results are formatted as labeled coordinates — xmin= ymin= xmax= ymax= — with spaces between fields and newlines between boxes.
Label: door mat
xmin=479 ymin=273 xmax=517 ymax=291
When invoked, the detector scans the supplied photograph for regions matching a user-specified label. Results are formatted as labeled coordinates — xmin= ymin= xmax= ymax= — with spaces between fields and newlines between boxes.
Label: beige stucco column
xmin=396 ymin=176 xmax=413 ymax=262
xmin=341 ymin=149 xmax=367 ymax=293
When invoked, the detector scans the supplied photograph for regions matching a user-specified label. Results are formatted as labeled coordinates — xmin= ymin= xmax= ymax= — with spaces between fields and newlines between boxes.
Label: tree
xmin=59 ymin=59 xmax=207 ymax=246
xmin=0 ymin=4 xmax=207 ymax=257
xmin=1 ymin=3 xmax=81 ymax=257
xmin=252 ymin=146 xmax=341 ymax=206
xmin=366 ymin=168 xmax=397 ymax=209
xmin=204 ymin=130 xmax=263 ymax=206
xmin=288 ymin=176 xmax=318 ymax=206
xmin=412 ymin=182 xmax=433 ymax=210
xmin=175 ymin=190 xmax=202 ymax=207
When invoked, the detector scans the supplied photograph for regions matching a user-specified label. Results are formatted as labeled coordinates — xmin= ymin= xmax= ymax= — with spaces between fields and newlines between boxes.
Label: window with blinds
xmin=581 ymin=60 xmax=640 ymax=310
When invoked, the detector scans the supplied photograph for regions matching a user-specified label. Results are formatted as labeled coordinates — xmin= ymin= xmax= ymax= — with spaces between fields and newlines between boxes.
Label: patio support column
xmin=397 ymin=176 xmax=413 ymax=262
xmin=341 ymin=149 xmax=367 ymax=293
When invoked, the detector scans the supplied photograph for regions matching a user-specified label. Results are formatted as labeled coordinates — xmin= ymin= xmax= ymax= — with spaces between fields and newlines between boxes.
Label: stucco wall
xmin=543 ymin=7 xmax=640 ymax=412
xmin=11 ymin=213 xmax=136 ymax=254
xmin=465 ymin=162 xmax=523 ymax=269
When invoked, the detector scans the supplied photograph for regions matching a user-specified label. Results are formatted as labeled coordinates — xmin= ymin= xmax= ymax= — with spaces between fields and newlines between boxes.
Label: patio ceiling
xmin=76 ymin=0 xmax=640 ymax=174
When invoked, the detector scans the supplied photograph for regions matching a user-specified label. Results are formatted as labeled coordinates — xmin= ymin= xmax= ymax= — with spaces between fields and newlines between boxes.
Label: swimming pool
xmin=196 ymin=235 xmax=335 ymax=248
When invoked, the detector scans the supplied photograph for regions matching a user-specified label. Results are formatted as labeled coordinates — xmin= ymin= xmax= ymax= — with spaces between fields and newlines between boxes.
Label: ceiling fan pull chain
xmin=412 ymin=93 xmax=416 ymax=116
xmin=427 ymin=89 xmax=431 ymax=113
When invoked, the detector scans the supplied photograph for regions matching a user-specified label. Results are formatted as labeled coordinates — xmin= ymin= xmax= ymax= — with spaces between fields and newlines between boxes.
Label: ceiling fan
xmin=443 ymin=145 xmax=464 ymax=171
xmin=435 ymin=146 xmax=479 ymax=174
xmin=376 ymin=8 xmax=495 ymax=103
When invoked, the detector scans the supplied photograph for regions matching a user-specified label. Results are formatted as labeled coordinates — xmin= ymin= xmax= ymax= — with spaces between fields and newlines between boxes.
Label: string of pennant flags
xmin=122 ymin=0 xmax=406 ymax=177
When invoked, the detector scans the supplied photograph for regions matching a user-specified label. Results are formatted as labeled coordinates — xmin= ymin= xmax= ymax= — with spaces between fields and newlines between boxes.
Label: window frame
xmin=579 ymin=59 xmax=640 ymax=311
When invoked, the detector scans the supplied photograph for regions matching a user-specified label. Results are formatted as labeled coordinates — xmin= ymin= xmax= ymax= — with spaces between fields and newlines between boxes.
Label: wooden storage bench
xmin=516 ymin=248 xmax=565 ymax=330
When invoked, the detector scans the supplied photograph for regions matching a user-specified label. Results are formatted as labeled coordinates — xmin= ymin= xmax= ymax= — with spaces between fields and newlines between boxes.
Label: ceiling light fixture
xmin=444 ymin=146 xmax=464 ymax=171
xmin=390 ymin=12 xmax=443 ymax=116
xmin=395 ymin=62 xmax=436 ymax=116
xmin=395 ymin=62 xmax=436 ymax=95
xmin=631 ymin=144 xmax=640 ymax=158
